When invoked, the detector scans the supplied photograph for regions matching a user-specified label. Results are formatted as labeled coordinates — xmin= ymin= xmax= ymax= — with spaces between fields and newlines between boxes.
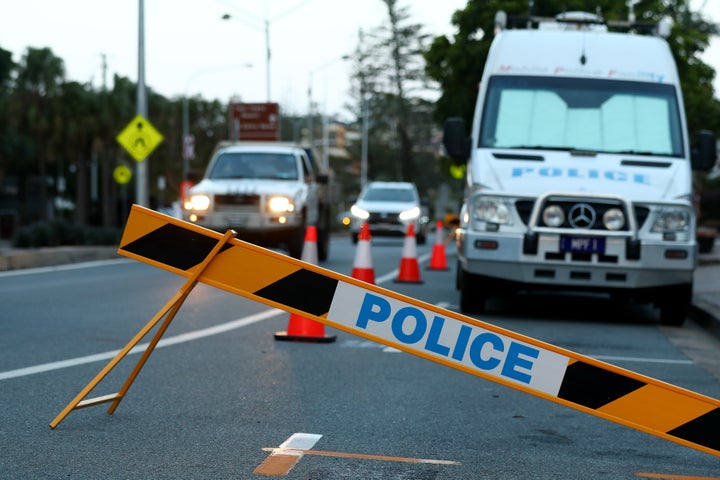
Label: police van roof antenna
xmin=527 ymin=0 xmax=534 ymax=29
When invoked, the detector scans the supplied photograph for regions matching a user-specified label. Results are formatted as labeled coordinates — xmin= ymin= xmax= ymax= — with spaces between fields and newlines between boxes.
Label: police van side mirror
xmin=443 ymin=117 xmax=471 ymax=161
xmin=691 ymin=130 xmax=717 ymax=171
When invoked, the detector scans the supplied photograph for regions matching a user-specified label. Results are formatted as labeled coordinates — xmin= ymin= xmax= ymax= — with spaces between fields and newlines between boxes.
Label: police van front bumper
xmin=458 ymin=229 xmax=696 ymax=290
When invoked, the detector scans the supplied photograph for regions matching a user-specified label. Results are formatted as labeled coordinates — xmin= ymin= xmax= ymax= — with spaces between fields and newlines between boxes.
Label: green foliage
xmin=11 ymin=220 xmax=121 ymax=248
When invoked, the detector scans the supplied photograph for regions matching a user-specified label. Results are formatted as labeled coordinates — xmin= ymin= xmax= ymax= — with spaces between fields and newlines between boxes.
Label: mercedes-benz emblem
xmin=568 ymin=203 xmax=596 ymax=229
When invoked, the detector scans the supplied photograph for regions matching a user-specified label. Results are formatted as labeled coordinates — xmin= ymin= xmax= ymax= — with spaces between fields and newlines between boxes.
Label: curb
xmin=0 ymin=246 xmax=118 ymax=271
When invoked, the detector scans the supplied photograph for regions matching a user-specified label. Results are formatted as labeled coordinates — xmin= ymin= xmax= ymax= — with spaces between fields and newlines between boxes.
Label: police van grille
xmin=515 ymin=200 xmax=649 ymax=230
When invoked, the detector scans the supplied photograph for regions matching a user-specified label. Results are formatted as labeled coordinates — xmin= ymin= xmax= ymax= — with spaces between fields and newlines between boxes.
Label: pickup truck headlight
xmin=651 ymin=208 xmax=690 ymax=233
xmin=350 ymin=204 xmax=370 ymax=220
xmin=399 ymin=206 xmax=421 ymax=221
xmin=472 ymin=197 xmax=512 ymax=226
xmin=187 ymin=194 xmax=210 ymax=211
xmin=268 ymin=196 xmax=295 ymax=213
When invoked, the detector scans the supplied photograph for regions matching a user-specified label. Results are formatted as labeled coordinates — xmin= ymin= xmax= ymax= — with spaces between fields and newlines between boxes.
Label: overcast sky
xmin=0 ymin=0 xmax=717 ymax=120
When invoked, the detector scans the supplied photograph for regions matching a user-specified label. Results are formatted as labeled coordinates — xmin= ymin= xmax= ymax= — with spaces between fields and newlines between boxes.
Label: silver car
xmin=349 ymin=181 xmax=427 ymax=244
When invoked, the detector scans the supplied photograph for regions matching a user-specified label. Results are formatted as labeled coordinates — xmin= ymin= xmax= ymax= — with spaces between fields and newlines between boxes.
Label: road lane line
xmin=0 ymin=251 xmax=430 ymax=382
xmin=0 ymin=308 xmax=283 ymax=381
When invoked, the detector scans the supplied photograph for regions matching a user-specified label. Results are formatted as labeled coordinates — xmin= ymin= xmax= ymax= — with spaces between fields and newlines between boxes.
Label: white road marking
xmin=0 ymin=258 xmax=131 ymax=277
xmin=0 ymin=308 xmax=283 ymax=381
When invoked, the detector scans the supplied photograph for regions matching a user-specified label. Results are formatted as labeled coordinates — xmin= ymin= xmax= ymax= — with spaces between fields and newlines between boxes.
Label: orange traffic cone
xmin=275 ymin=226 xmax=336 ymax=343
xmin=395 ymin=224 xmax=423 ymax=283
xmin=428 ymin=220 xmax=449 ymax=270
xmin=351 ymin=223 xmax=375 ymax=284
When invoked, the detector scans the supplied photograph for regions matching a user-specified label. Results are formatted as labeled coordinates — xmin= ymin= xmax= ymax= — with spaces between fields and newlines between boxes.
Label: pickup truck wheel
xmin=316 ymin=209 xmax=331 ymax=262
xmin=658 ymin=283 xmax=692 ymax=326
xmin=458 ymin=265 xmax=486 ymax=314
xmin=287 ymin=226 xmax=305 ymax=259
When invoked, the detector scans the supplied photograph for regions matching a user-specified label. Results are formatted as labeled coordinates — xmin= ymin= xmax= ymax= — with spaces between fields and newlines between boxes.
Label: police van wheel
xmin=658 ymin=283 xmax=692 ymax=326
xmin=458 ymin=268 xmax=486 ymax=314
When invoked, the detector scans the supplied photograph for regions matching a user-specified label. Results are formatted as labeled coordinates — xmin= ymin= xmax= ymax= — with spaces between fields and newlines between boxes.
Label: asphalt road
xmin=1 ymin=236 xmax=719 ymax=479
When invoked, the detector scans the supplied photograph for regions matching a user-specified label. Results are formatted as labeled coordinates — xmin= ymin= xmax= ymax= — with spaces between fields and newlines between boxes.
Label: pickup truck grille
xmin=215 ymin=194 xmax=260 ymax=206
xmin=515 ymin=200 xmax=649 ymax=231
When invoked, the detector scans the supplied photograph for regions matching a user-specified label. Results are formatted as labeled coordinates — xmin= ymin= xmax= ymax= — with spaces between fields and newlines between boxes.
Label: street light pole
xmin=136 ymin=0 xmax=148 ymax=208
xmin=182 ymin=64 xmax=253 ymax=181
xmin=307 ymin=55 xmax=350 ymax=170
xmin=221 ymin=0 xmax=312 ymax=102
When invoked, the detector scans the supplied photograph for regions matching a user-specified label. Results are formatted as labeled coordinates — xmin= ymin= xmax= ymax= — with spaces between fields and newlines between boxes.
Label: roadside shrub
xmin=11 ymin=221 xmax=122 ymax=248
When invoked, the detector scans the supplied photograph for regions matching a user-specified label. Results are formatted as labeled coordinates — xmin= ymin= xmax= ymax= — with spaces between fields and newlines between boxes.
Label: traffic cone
xmin=428 ymin=220 xmax=449 ymax=270
xmin=395 ymin=224 xmax=423 ymax=283
xmin=275 ymin=226 xmax=336 ymax=343
xmin=351 ymin=223 xmax=375 ymax=284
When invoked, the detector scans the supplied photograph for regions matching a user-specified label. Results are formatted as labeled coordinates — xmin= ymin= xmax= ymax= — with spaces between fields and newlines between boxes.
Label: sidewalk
xmin=691 ymin=245 xmax=720 ymax=338
xmin=2 ymin=237 xmax=720 ymax=337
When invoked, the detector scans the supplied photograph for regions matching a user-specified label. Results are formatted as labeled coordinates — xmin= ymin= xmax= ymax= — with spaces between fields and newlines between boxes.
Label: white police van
xmin=442 ymin=11 xmax=717 ymax=325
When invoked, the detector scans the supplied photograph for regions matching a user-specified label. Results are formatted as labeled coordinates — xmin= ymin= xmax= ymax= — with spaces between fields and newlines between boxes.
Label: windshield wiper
xmin=614 ymin=150 xmax=660 ymax=156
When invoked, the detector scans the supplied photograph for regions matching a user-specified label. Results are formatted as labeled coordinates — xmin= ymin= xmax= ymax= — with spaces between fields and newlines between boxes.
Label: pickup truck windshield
xmin=209 ymin=152 xmax=299 ymax=180
xmin=479 ymin=76 xmax=683 ymax=157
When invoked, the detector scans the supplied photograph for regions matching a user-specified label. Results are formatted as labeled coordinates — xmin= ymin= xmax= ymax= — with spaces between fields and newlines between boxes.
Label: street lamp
xmin=307 ymin=55 xmax=350 ymax=170
xmin=221 ymin=0 xmax=312 ymax=102
xmin=182 ymin=64 xmax=253 ymax=181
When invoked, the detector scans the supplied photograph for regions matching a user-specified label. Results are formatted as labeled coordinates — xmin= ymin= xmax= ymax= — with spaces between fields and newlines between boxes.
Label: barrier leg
xmin=49 ymin=229 xmax=236 ymax=429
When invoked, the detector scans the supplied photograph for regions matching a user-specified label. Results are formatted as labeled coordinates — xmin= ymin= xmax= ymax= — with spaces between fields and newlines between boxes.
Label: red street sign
xmin=228 ymin=103 xmax=280 ymax=141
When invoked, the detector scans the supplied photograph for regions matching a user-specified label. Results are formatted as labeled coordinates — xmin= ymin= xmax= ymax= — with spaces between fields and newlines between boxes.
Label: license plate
xmin=559 ymin=236 xmax=605 ymax=253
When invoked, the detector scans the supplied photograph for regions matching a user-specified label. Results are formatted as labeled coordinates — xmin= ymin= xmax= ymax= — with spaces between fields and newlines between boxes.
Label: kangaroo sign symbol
xmin=116 ymin=114 xmax=164 ymax=162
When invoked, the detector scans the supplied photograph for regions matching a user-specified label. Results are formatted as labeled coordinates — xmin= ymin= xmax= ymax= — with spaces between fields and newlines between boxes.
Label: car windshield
xmin=362 ymin=187 xmax=416 ymax=202
xmin=208 ymin=152 xmax=299 ymax=180
xmin=479 ymin=76 xmax=684 ymax=157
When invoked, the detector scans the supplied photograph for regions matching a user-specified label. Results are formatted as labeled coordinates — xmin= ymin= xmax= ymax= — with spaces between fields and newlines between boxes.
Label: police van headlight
xmin=542 ymin=205 xmax=564 ymax=227
xmin=187 ymin=194 xmax=210 ymax=211
xmin=603 ymin=208 xmax=625 ymax=231
xmin=350 ymin=204 xmax=370 ymax=220
xmin=268 ymin=196 xmax=295 ymax=213
xmin=651 ymin=208 xmax=690 ymax=233
xmin=399 ymin=206 xmax=421 ymax=221
xmin=472 ymin=197 xmax=512 ymax=226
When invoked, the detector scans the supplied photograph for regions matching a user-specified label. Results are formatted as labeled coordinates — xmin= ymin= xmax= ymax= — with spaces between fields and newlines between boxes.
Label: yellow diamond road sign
xmin=116 ymin=114 xmax=164 ymax=162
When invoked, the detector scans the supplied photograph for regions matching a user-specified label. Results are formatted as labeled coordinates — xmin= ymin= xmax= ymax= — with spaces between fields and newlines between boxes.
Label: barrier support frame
xmin=49 ymin=229 xmax=236 ymax=429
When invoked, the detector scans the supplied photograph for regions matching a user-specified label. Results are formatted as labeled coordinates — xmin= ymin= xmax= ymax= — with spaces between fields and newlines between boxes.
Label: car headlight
xmin=651 ymin=208 xmax=690 ymax=233
xmin=542 ymin=205 xmax=564 ymax=227
xmin=187 ymin=194 xmax=210 ymax=211
xmin=399 ymin=206 xmax=421 ymax=221
xmin=473 ymin=197 xmax=512 ymax=225
xmin=268 ymin=196 xmax=295 ymax=213
xmin=350 ymin=204 xmax=370 ymax=220
xmin=602 ymin=208 xmax=625 ymax=231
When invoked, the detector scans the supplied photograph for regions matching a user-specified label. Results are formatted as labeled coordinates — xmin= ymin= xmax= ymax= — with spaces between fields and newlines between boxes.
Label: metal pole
xmin=136 ymin=0 xmax=149 ymax=207
xmin=182 ymin=97 xmax=189 ymax=182
xmin=265 ymin=19 xmax=271 ymax=101
xmin=361 ymin=95 xmax=369 ymax=189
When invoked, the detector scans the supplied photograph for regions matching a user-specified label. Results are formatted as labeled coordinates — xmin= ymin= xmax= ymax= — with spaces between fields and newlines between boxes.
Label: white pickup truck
xmin=442 ymin=11 xmax=717 ymax=325
xmin=182 ymin=141 xmax=333 ymax=260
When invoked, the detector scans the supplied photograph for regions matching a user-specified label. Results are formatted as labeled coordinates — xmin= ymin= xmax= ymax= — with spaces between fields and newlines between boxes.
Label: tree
xmin=346 ymin=0 xmax=444 ymax=192
xmin=9 ymin=47 xmax=66 ymax=221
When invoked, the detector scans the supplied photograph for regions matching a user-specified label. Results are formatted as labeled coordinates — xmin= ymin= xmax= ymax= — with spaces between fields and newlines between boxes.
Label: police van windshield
xmin=479 ymin=76 xmax=683 ymax=157
xmin=209 ymin=152 xmax=299 ymax=180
